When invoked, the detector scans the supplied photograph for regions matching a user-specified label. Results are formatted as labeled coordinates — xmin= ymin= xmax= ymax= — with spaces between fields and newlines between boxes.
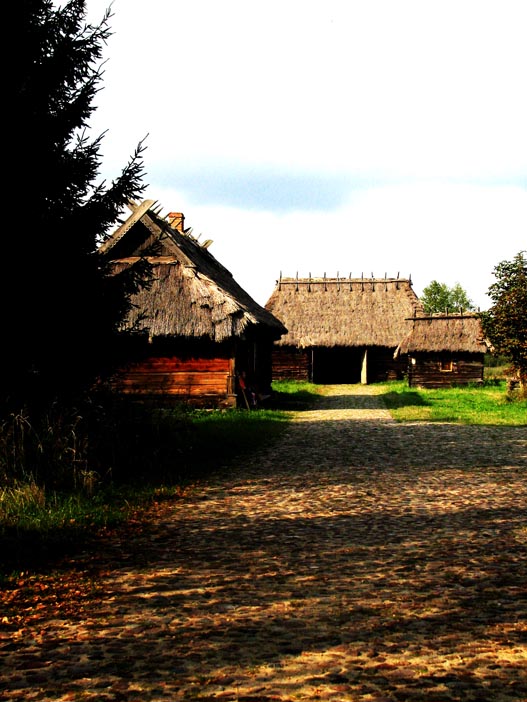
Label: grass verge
xmin=375 ymin=379 xmax=526 ymax=425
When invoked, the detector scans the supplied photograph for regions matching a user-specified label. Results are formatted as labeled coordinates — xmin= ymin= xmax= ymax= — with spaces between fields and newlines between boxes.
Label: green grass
xmin=272 ymin=377 xmax=526 ymax=426
xmin=0 ymin=482 xmax=141 ymax=574
xmin=270 ymin=379 xmax=322 ymax=409
xmin=376 ymin=379 xmax=526 ymax=425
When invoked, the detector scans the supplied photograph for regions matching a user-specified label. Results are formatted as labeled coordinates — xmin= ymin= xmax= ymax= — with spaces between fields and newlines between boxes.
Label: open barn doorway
xmin=311 ymin=347 xmax=364 ymax=384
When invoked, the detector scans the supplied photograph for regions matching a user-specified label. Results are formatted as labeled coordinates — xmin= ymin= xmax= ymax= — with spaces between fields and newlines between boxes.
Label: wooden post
xmin=227 ymin=357 xmax=237 ymax=406
xmin=361 ymin=349 xmax=368 ymax=384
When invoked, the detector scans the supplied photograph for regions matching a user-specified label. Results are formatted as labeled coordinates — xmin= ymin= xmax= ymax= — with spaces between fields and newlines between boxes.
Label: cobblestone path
xmin=1 ymin=385 xmax=526 ymax=701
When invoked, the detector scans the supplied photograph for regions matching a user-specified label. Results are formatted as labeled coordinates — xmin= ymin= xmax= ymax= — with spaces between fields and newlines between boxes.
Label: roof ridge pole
xmin=396 ymin=272 xmax=400 ymax=290
xmin=371 ymin=272 xmax=375 ymax=292
xmin=337 ymin=270 xmax=340 ymax=292
xmin=296 ymin=271 xmax=299 ymax=292
xmin=384 ymin=272 xmax=387 ymax=291
xmin=308 ymin=271 xmax=311 ymax=293
xmin=349 ymin=272 xmax=352 ymax=292
xmin=279 ymin=270 xmax=282 ymax=291
xmin=361 ymin=272 xmax=364 ymax=292
xmin=324 ymin=271 xmax=327 ymax=292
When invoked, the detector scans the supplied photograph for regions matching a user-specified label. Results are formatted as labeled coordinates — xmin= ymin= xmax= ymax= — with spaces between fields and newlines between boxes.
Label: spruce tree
xmin=4 ymin=0 xmax=149 ymax=411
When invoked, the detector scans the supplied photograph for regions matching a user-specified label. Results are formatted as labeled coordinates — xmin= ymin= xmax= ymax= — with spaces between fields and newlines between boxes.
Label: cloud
xmin=153 ymin=164 xmax=354 ymax=212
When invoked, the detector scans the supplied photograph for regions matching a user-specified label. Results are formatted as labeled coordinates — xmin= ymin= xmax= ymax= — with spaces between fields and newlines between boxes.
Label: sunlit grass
xmin=273 ymin=378 xmax=526 ymax=425
xmin=270 ymin=380 xmax=322 ymax=409
xmin=376 ymin=379 xmax=526 ymax=425
xmin=0 ymin=482 xmax=132 ymax=534
xmin=0 ymin=481 xmax=144 ymax=575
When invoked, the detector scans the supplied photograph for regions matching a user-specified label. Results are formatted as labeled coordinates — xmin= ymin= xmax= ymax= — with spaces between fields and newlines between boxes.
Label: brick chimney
xmin=168 ymin=212 xmax=184 ymax=232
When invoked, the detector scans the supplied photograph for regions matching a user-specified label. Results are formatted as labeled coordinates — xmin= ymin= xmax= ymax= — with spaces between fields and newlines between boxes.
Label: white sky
xmin=85 ymin=0 xmax=526 ymax=310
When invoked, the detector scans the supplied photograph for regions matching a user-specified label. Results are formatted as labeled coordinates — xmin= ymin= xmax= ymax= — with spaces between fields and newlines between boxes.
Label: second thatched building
xmin=394 ymin=312 xmax=489 ymax=388
xmin=265 ymin=274 xmax=423 ymax=384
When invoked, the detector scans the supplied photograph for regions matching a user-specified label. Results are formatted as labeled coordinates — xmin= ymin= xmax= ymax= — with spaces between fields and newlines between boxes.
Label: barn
xmin=265 ymin=274 xmax=423 ymax=384
xmin=394 ymin=312 xmax=489 ymax=388
xmin=99 ymin=200 xmax=287 ymax=408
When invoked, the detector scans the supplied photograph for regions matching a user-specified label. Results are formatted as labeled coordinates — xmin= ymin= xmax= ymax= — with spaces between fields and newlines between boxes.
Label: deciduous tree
xmin=420 ymin=281 xmax=475 ymax=314
xmin=480 ymin=251 xmax=527 ymax=394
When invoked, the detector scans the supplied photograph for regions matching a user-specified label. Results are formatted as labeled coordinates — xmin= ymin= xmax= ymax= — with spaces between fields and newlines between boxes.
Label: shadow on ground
xmin=1 ymin=387 xmax=526 ymax=701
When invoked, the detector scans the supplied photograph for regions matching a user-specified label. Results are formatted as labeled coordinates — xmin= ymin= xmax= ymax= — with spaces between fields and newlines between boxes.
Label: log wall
xmin=112 ymin=356 xmax=236 ymax=407
xmin=271 ymin=348 xmax=311 ymax=381
xmin=408 ymin=353 xmax=485 ymax=388
xmin=367 ymin=348 xmax=408 ymax=383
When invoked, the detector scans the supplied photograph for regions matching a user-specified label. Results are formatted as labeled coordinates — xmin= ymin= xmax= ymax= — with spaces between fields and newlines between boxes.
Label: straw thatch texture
xmin=266 ymin=277 xmax=423 ymax=348
xmin=102 ymin=203 xmax=287 ymax=343
xmin=396 ymin=314 xmax=488 ymax=355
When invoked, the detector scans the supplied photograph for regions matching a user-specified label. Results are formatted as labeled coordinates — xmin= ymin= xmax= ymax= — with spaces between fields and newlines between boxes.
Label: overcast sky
xmin=85 ymin=0 xmax=526 ymax=310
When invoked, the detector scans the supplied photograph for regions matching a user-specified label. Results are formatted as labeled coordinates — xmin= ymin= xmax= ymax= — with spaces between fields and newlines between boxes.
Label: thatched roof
xmin=265 ymin=275 xmax=423 ymax=348
xmin=100 ymin=200 xmax=287 ymax=342
xmin=395 ymin=313 xmax=489 ymax=356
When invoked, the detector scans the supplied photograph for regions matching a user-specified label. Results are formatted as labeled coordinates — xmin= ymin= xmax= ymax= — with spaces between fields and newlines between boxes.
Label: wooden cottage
xmin=394 ymin=312 xmax=489 ymax=388
xmin=99 ymin=200 xmax=287 ymax=408
xmin=265 ymin=274 xmax=423 ymax=384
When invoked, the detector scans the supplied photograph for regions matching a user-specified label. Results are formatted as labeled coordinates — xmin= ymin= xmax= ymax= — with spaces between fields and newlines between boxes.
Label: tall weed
xmin=0 ymin=404 xmax=89 ymax=489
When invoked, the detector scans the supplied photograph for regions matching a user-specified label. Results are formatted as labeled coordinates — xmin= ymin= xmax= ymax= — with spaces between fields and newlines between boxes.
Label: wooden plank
xmin=120 ymin=383 xmax=228 ymax=396
xmin=114 ymin=367 xmax=230 ymax=398
xmin=129 ymin=358 xmax=230 ymax=372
